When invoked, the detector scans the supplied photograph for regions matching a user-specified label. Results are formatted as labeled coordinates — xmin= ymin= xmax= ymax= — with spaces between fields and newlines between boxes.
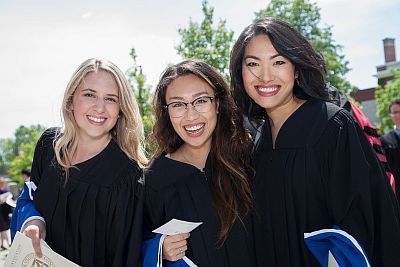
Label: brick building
xmin=350 ymin=38 xmax=399 ymax=125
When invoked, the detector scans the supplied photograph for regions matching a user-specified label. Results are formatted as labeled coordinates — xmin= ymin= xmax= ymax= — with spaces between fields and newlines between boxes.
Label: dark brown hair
xmin=389 ymin=99 xmax=400 ymax=113
xmin=230 ymin=17 xmax=330 ymax=120
xmin=151 ymin=59 xmax=253 ymax=244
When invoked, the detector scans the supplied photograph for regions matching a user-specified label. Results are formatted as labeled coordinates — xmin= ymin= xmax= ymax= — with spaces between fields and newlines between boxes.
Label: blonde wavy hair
xmin=54 ymin=58 xmax=148 ymax=173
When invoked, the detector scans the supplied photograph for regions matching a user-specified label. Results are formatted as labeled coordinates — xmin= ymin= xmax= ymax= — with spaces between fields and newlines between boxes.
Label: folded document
xmin=5 ymin=232 xmax=80 ymax=267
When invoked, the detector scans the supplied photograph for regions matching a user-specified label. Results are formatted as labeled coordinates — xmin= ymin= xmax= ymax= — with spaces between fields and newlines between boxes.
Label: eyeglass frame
xmin=164 ymin=95 xmax=217 ymax=118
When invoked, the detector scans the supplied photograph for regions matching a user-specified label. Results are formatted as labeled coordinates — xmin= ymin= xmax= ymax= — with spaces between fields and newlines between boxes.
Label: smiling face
xmin=72 ymin=70 xmax=120 ymax=143
xmin=165 ymin=74 xmax=218 ymax=152
xmin=242 ymin=34 xmax=297 ymax=114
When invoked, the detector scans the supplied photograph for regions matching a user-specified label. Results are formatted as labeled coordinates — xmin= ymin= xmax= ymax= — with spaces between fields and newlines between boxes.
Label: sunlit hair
xmin=151 ymin=59 xmax=254 ymax=244
xmin=230 ymin=17 xmax=330 ymax=120
xmin=55 ymin=58 xmax=148 ymax=175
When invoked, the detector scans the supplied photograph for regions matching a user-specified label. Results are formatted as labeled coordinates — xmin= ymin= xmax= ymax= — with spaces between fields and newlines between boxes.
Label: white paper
xmin=152 ymin=219 xmax=202 ymax=235
xmin=328 ymin=251 xmax=340 ymax=267
xmin=0 ymin=192 xmax=12 ymax=203
xmin=5 ymin=232 xmax=80 ymax=267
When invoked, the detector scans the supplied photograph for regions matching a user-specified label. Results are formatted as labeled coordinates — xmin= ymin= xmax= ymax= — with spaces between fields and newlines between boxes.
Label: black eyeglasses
xmin=164 ymin=96 xmax=216 ymax=118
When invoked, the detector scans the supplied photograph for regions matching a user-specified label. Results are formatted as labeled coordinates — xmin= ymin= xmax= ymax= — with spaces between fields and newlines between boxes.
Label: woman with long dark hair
xmin=230 ymin=18 xmax=400 ymax=266
xmin=143 ymin=60 xmax=255 ymax=266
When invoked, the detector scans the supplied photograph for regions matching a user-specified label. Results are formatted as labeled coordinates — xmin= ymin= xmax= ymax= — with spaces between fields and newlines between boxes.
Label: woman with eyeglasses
xmin=229 ymin=18 xmax=400 ymax=266
xmin=142 ymin=60 xmax=256 ymax=266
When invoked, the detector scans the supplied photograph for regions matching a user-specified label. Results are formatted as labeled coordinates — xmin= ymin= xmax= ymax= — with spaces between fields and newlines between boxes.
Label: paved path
xmin=0 ymin=247 xmax=9 ymax=266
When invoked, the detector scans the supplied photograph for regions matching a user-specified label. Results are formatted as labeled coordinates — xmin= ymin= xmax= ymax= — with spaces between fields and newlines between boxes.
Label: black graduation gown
xmin=381 ymin=130 xmax=400 ymax=202
xmin=31 ymin=128 xmax=144 ymax=267
xmin=252 ymin=99 xmax=400 ymax=266
xmin=144 ymin=156 xmax=256 ymax=267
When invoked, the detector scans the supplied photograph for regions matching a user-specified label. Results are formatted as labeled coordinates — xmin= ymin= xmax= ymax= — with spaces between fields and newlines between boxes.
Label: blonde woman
xmin=11 ymin=59 xmax=147 ymax=267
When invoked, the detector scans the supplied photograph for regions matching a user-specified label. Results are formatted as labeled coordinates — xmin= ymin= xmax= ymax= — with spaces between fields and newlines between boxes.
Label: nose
xmin=259 ymin=64 xmax=274 ymax=82
xmin=184 ymin=104 xmax=199 ymax=120
xmin=94 ymin=98 xmax=106 ymax=113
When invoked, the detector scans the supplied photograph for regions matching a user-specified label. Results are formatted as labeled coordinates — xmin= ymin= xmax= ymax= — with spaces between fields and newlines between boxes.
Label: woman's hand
xmin=162 ymin=233 xmax=190 ymax=261
xmin=22 ymin=219 xmax=46 ymax=257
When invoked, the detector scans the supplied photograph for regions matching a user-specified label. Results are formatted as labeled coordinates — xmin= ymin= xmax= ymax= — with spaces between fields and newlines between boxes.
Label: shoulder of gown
xmin=313 ymin=102 xmax=400 ymax=266
xmin=30 ymin=127 xmax=60 ymax=185
xmin=144 ymin=156 xmax=199 ymax=191
xmin=261 ymin=99 xmax=345 ymax=149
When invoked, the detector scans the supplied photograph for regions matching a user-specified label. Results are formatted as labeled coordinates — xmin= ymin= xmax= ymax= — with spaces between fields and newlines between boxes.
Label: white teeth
xmin=258 ymin=86 xmax=278 ymax=93
xmin=184 ymin=124 xmax=204 ymax=131
xmin=88 ymin=115 xmax=106 ymax=123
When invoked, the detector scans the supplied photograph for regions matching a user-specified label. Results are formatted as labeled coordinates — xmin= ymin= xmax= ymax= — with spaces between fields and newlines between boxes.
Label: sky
xmin=0 ymin=0 xmax=399 ymax=139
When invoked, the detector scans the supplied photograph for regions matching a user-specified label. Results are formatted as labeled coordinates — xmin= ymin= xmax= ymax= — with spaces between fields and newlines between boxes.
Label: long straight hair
xmin=152 ymin=60 xmax=254 ymax=244
xmin=55 ymin=59 xmax=148 ymax=176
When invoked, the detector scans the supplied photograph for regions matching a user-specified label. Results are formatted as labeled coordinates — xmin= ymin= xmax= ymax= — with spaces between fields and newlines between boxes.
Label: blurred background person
xmin=381 ymin=98 xmax=400 ymax=202
xmin=20 ymin=169 xmax=31 ymax=183
xmin=0 ymin=177 xmax=13 ymax=249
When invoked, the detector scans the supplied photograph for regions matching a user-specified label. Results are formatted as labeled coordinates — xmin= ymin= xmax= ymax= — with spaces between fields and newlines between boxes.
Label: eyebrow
xmin=81 ymin=88 xmax=119 ymax=98
xmin=167 ymin=91 xmax=210 ymax=101
xmin=243 ymin=54 xmax=281 ymax=60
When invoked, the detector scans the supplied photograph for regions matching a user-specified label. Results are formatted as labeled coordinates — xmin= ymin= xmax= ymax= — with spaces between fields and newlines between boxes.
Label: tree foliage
xmin=255 ymin=0 xmax=355 ymax=93
xmin=126 ymin=48 xmax=155 ymax=155
xmin=12 ymin=125 xmax=46 ymax=156
xmin=375 ymin=68 xmax=400 ymax=134
xmin=9 ymin=141 xmax=38 ymax=186
xmin=176 ymin=0 xmax=234 ymax=79
xmin=0 ymin=138 xmax=13 ymax=174
xmin=0 ymin=125 xmax=45 ymax=184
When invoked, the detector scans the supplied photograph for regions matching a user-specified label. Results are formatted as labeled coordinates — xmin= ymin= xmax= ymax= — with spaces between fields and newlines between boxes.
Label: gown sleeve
xmin=142 ymin=181 xmax=165 ymax=265
xmin=10 ymin=182 xmax=43 ymax=240
xmin=318 ymin=110 xmax=400 ymax=266
xmin=31 ymin=128 xmax=57 ymax=185
xmin=104 ymin=166 xmax=145 ymax=266
xmin=143 ymin=183 xmax=165 ymax=236
xmin=10 ymin=129 xmax=54 ymax=240
xmin=142 ymin=182 xmax=198 ymax=267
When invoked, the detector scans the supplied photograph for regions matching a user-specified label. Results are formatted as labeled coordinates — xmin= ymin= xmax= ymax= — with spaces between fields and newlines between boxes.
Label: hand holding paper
xmin=153 ymin=218 xmax=202 ymax=235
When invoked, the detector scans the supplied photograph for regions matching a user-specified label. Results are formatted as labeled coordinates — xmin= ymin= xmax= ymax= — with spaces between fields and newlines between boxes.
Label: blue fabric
xmin=142 ymin=234 xmax=192 ymax=267
xmin=10 ymin=183 xmax=42 ymax=240
xmin=304 ymin=226 xmax=370 ymax=267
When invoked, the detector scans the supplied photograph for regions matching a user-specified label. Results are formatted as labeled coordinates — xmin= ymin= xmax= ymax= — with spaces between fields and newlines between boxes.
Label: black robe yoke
xmin=31 ymin=129 xmax=144 ymax=267
xmin=144 ymin=156 xmax=256 ymax=267
xmin=252 ymin=99 xmax=400 ymax=266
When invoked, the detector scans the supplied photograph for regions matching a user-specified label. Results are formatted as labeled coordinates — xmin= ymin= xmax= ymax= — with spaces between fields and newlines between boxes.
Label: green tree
xmin=176 ymin=0 xmax=234 ymax=78
xmin=9 ymin=141 xmax=38 ymax=185
xmin=4 ymin=125 xmax=45 ymax=184
xmin=375 ymin=68 xmax=400 ymax=134
xmin=255 ymin=0 xmax=355 ymax=93
xmin=126 ymin=48 xmax=155 ymax=155
xmin=0 ymin=138 xmax=14 ymax=174
xmin=13 ymin=125 xmax=46 ymax=156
